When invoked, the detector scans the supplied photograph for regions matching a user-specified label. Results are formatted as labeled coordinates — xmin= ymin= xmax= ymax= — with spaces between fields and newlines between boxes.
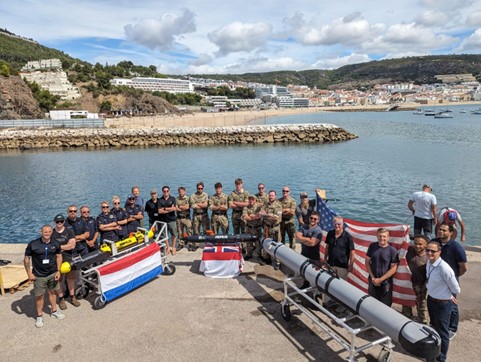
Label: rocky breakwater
xmin=0 ymin=124 xmax=357 ymax=150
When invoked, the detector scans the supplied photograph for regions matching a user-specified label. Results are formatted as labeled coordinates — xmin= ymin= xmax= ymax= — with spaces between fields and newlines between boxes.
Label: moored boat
xmin=413 ymin=109 xmax=424 ymax=115
xmin=434 ymin=110 xmax=454 ymax=119
xmin=424 ymin=109 xmax=435 ymax=116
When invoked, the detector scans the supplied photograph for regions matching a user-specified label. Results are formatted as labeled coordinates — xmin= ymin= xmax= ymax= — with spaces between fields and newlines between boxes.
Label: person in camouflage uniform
xmin=228 ymin=178 xmax=249 ymax=234
xmin=176 ymin=186 xmax=192 ymax=250
xmin=190 ymin=181 xmax=210 ymax=235
xmin=255 ymin=183 xmax=269 ymax=206
xmin=209 ymin=182 xmax=229 ymax=235
xmin=241 ymin=195 xmax=263 ymax=259
xmin=259 ymin=190 xmax=282 ymax=264
xmin=279 ymin=186 xmax=297 ymax=249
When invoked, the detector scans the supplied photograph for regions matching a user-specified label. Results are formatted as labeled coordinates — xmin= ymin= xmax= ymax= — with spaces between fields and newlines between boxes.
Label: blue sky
xmin=2 ymin=0 xmax=481 ymax=74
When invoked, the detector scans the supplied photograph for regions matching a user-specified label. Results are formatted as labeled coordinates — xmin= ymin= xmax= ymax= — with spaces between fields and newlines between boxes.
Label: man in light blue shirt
xmin=426 ymin=240 xmax=460 ymax=362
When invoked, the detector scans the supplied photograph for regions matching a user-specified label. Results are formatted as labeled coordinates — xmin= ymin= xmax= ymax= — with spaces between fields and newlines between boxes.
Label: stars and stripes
xmin=316 ymin=194 xmax=416 ymax=307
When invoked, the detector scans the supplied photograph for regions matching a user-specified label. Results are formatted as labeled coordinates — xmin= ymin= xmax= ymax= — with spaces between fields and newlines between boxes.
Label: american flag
xmin=316 ymin=193 xmax=416 ymax=307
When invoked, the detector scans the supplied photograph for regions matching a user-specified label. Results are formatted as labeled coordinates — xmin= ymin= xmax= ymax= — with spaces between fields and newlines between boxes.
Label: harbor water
xmin=1 ymin=104 xmax=480 ymax=245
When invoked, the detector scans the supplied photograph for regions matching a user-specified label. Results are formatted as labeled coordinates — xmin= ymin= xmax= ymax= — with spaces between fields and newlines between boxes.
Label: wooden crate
xmin=0 ymin=265 xmax=30 ymax=296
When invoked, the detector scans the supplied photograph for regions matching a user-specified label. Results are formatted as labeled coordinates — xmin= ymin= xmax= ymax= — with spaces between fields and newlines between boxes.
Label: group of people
xmin=23 ymin=181 xmax=469 ymax=362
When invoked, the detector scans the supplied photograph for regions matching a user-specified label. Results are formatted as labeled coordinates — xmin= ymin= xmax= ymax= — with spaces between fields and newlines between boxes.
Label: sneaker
xmin=51 ymin=310 xmax=65 ymax=320
xmin=58 ymin=298 xmax=67 ymax=310
xmin=35 ymin=316 xmax=44 ymax=328
xmin=449 ymin=330 xmax=457 ymax=340
xmin=70 ymin=297 xmax=81 ymax=307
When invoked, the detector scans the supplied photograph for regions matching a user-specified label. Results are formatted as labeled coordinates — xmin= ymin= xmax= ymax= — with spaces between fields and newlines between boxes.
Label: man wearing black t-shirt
xmin=24 ymin=225 xmax=64 ymax=328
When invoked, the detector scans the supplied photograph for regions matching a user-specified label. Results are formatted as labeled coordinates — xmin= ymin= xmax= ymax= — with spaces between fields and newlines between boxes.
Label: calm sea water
xmin=1 ymin=104 xmax=480 ymax=245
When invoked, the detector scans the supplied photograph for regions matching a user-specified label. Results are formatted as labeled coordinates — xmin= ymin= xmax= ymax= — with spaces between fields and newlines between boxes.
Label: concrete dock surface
xmin=1 ymin=243 xmax=480 ymax=361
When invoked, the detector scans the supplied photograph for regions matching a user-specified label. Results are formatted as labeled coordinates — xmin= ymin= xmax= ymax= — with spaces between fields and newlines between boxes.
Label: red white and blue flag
xmin=97 ymin=242 xmax=163 ymax=302
xmin=316 ymin=193 xmax=415 ymax=307
xmin=200 ymin=243 xmax=243 ymax=278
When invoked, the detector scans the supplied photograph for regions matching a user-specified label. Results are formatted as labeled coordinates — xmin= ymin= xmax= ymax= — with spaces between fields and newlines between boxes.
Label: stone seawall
xmin=0 ymin=124 xmax=357 ymax=150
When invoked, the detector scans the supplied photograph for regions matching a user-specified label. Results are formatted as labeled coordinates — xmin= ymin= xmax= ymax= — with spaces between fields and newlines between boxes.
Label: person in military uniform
xmin=241 ymin=195 xmax=263 ymax=260
xmin=190 ymin=182 xmax=210 ymax=235
xmin=259 ymin=190 xmax=282 ymax=264
xmin=125 ymin=195 xmax=143 ymax=235
xmin=176 ymin=186 xmax=192 ymax=250
xmin=209 ymin=182 xmax=229 ymax=235
xmin=228 ymin=178 xmax=249 ymax=234
xmin=279 ymin=186 xmax=297 ymax=249
xmin=255 ymin=183 xmax=269 ymax=206
xmin=80 ymin=205 xmax=99 ymax=252
xmin=111 ymin=195 xmax=129 ymax=240
xmin=97 ymin=201 xmax=122 ymax=242
xmin=65 ymin=204 xmax=89 ymax=257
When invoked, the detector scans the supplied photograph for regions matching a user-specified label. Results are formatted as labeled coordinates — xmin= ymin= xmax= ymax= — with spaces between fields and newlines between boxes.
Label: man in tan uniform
xmin=242 ymin=195 xmax=263 ymax=259
xmin=260 ymin=190 xmax=282 ymax=264
xmin=209 ymin=182 xmax=229 ymax=235
xmin=190 ymin=182 xmax=210 ymax=235
xmin=228 ymin=178 xmax=249 ymax=234
xmin=255 ymin=183 xmax=269 ymax=206
xmin=279 ymin=186 xmax=297 ymax=249
xmin=176 ymin=186 xmax=192 ymax=250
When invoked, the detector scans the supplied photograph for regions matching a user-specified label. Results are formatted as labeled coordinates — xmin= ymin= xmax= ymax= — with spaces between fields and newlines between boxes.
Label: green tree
xmin=25 ymin=80 xmax=60 ymax=111
xmin=0 ymin=60 xmax=10 ymax=76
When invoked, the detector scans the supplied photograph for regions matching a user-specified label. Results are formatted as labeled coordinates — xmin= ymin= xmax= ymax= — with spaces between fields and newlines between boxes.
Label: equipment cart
xmin=280 ymin=273 xmax=394 ymax=362
xmin=74 ymin=221 xmax=175 ymax=309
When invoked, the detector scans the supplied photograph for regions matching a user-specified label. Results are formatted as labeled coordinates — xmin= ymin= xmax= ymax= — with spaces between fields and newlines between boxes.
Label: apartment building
xmin=110 ymin=77 xmax=193 ymax=94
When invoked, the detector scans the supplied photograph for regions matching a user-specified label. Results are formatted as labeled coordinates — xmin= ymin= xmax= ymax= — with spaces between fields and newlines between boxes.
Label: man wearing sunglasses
xmin=97 ymin=201 xmax=122 ymax=242
xmin=425 ymin=240 xmax=460 ymax=362
xmin=65 ymin=204 xmax=89 ymax=257
xmin=190 ymin=181 xmax=210 ymax=236
xmin=279 ymin=186 xmax=297 ymax=249
xmin=51 ymin=214 xmax=77 ymax=309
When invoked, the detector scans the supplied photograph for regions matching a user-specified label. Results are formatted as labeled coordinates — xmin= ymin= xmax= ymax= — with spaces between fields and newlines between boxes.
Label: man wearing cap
xmin=125 ymin=195 xmax=143 ymax=235
xmin=209 ymin=182 xmax=229 ymax=235
xmin=125 ymin=186 xmax=145 ymax=227
xmin=228 ymin=178 xmax=249 ymax=234
xmin=242 ymin=195 xmax=263 ymax=259
xmin=296 ymin=192 xmax=315 ymax=227
xmin=158 ymin=186 xmax=177 ymax=255
xmin=407 ymin=184 xmax=437 ymax=239
xmin=145 ymin=189 xmax=160 ymax=229
xmin=24 ymin=225 xmax=65 ymax=328
xmin=435 ymin=207 xmax=466 ymax=242
xmin=51 ymin=214 xmax=78 ymax=309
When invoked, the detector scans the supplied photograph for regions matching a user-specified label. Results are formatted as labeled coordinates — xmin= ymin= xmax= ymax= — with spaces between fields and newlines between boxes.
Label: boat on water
xmin=424 ymin=109 xmax=436 ymax=116
xmin=472 ymin=108 xmax=481 ymax=114
xmin=434 ymin=110 xmax=454 ymax=119
xmin=413 ymin=109 xmax=424 ymax=115
xmin=460 ymin=109 xmax=467 ymax=113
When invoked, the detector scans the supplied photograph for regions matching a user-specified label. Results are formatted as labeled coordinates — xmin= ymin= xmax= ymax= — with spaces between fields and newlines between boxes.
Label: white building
xmin=49 ymin=110 xmax=99 ymax=119
xmin=110 ymin=77 xmax=193 ymax=94
xmin=20 ymin=70 xmax=81 ymax=100
xmin=22 ymin=58 xmax=62 ymax=71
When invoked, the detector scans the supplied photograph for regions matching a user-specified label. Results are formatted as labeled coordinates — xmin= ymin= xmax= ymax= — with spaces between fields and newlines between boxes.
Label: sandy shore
xmin=104 ymin=101 xmax=481 ymax=129
xmin=1 ymin=243 xmax=480 ymax=361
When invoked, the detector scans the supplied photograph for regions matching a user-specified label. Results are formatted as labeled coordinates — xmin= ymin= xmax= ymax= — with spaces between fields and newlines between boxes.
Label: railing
xmin=0 ymin=119 xmax=105 ymax=128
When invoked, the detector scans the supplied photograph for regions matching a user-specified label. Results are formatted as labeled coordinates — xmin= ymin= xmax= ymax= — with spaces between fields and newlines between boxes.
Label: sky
xmin=2 ymin=0 xmax=481 ymax=75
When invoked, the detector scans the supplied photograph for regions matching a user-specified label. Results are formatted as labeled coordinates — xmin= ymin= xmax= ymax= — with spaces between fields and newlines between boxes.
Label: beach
xmin=1 ymin=243 xmax=480 ymax=361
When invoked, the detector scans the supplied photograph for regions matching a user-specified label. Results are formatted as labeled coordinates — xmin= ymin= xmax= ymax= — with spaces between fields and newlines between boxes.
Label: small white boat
xmin=413 ymin=109 xmax=424 ymax=115
xmin=472 ymin=108 xmax=481 ymax=115
xmin=460 ymin=109 xmax=467 ymax=113
xmin=434 ymin=111 xmax=454 ymax=119
xmin=424 ymin=109 xmax=435 ymax=116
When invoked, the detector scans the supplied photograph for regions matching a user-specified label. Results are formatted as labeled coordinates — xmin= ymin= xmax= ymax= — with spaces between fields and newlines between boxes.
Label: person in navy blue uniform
xmin=80 ymin=205 xmax=99 ymax=251
xmin=97 ymin=201 xmax=121 ymax=242
xmin=125 ymin=186 xmax=145 ymax=228
xmin=158 ymin=186 xmax=177 ymax=254
xmin=145 ymin=189 xmax=160 ymax=229
xmin=24 ymin=224 xmax=64 ymax=328
xmin=125 ymin=195 xmax=143 ymax=234
xmin=65 ymin=204 xmax=89 ymax=256
xmin=111 ymin=196 xmax=129 ymax=239
xmin=431 ymin=223 xmax=468 ymax=340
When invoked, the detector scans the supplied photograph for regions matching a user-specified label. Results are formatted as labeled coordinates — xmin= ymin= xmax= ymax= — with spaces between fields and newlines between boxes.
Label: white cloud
xmin=208 ymin=22 xmax=273 ymax=56
xmin=415 ymin=10 xmax=450 ymax=27
xmin=313 ymin=54 xmax=372 ymax=70
xmin=284 ymin=12 xmax=384 ymax=46
xmin=457 ymin=28 xmax=481 ymax=51
xmin=124 ymin=9 xmax=196 ymax=50
xmin=189 ymin=53 xmax=213 ymax=66
xmin=466 ymin=11 xmax=481 ymax=27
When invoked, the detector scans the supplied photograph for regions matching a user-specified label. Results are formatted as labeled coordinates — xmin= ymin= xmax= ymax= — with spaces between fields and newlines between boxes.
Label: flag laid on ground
xmin=97 ymin=242 xmax=163 ymax=302
xmin=200 ymin=243 xmax=243 ymax=278
xmin=316 ymin=194 xmax=415 ymax=307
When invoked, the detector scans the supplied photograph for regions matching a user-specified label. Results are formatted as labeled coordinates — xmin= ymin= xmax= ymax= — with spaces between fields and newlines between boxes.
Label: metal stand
xmin=280 ymin=275 xmax=394 ymax=362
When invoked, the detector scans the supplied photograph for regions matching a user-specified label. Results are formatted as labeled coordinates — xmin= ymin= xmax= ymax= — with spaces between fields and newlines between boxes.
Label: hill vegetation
xmin=2 ymin=28 xmax=481 ymax=117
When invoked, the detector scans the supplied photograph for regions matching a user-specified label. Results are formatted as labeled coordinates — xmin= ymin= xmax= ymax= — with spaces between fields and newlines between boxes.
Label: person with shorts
xmin=24 ymin=224 xmax=65 ymax=328
xmin=407 ymin=184 xmax=437 ymax=239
